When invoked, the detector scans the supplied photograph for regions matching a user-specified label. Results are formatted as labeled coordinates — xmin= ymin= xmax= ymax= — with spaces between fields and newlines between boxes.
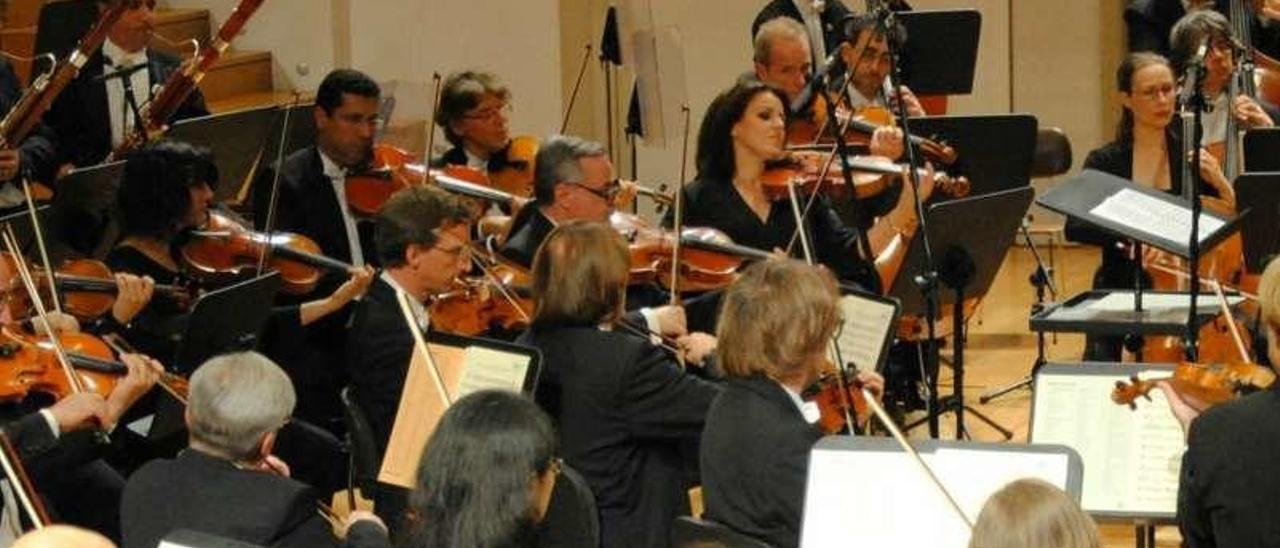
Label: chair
xmin=534 ymin=464 xmax=600 ymax=548
xmin=339 ymin=386 xmax=380 ymax=499
xmin=670 ymin=516 xmax=774 ymax=548
xmin=1029 ymin=127 xmax=1073 ymax=179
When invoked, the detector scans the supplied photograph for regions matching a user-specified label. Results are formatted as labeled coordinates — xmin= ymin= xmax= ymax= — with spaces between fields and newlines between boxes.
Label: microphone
xmin=95 ymin=62 xmax=147 ymax=83
xmin=1179 ymin=34 xmax=1210 ymax=105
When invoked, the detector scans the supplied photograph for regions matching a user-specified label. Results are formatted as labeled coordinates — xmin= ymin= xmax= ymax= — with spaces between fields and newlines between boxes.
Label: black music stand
xmin=1234 ymin=172 xmax=1280 ymax=272
xmin=47 ymin=161 xmax=126 ymax=261
xmin=167 ymin=105 xmax=279 ymax=204
xmin=896 ymin=9 xmax=982 ymax=96
xmin=1243 ymin=128 xmax=1280 ymax=173
xmin=261 ymin=101 xmax=317 ymax=167
xmin=892 ymin=187 xmax=1033 ymax=440
xmin=908 ymin=114 xmax=1038 ymax=201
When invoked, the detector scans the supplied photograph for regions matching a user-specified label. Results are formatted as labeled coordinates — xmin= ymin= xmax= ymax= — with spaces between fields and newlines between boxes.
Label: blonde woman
xmin=968 ymin=478 xmax=1100 ymax=548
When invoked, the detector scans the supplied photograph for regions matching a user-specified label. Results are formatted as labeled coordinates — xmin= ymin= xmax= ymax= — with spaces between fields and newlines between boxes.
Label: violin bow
xmin=560 ymin=44 xmax=593 ymax=134
xmin=465 ymin=247 xmax=531 ymax=325
xmin=1211 ymin=279 xmax=1253 ymax=363
xmin=256 ymin=92 xmax=304 ymax=277
xmin=19 ymin=180 xmax=62 ymax=316
xmin=0 ymin=430 xmax=50 ymax=529
xmin=425 ymin=72 xmax=442 ymax=162
xmin=393 ymin=289 xmax=453 ymax=407
xmin=0 ymin=228 xmax=80 ymax=395
xmin=669 ymin=103 xmax=691 ymax=299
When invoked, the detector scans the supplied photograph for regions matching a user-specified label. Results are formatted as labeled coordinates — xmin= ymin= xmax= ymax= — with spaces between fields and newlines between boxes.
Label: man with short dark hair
xmin=345 ymin=185 xmax=474 ymax=532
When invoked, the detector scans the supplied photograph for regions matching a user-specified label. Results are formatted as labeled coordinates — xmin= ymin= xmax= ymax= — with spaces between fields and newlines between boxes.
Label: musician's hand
xmin=855 ymin=370 xmax=885 ymax=402
xmin=111 ymin=273 xmax=154 ymax=325
xmin=676 ymin=332 xmax=717 ymax=366
xmin=340 ymin=510 xmax=387 ymax=539
xmin=31 ymin=312 xmax=80 ymax=336
xmin=1192 ymin=148 xmax=1234 ymax=203
xmin=892 ymin=85 xmax=926 ymax=118
xmin=1158 ymin=381 xmax=1200 ymax=438
xmin=1233 ymin=95 xmax=1273 ymax=129
xmin=651 ymin=304 xmax=687 ymax=337
xmin=0 ymin=149 xmax=20 ymax=182
xmin=103 ymin=353 xmax=163 ymax=427
xmin=614 ymin=179 xmax=640 ymax=210
xmin=869 ymin=126 xmax=905 ymax=161
xmin=46 ymin=392 xmax=109 ymax=433
xmin=332 ymin=266 xmax=375 ymax=307
xmin=770 ymin=247 xmax=790 ymax=261
xmin=254 ymin=454 xmax=292 ymax=477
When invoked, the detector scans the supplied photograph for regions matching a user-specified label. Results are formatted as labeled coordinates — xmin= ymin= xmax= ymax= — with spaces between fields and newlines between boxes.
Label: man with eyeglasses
xmin=344 ymin=185 xmax=475 ymax=534
xmin=501 ymin=134 xmax=705 ymax=340
xmin=430 ymin=71 xmax=515 ymax=171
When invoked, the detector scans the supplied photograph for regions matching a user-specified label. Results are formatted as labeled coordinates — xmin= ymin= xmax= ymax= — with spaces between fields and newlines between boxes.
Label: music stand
xmin=896 ymin=10 xmax=982 ymax=96
xmin=1243 ymin=128 xmax=1280 ymax=173
xmin=892 ymin=187 xmax=1034 ymax=440
xmin=47 ymin=161 xmax=126 ymax=260
xmin=260 ymin=101 xmax=317 ymax=168
xmin=1233 ymin=172 xmax=1280 ymax=272
xmin=167 ymin=105 xmax=279 ymax=204
xmin=908 ymin=114 xmax=1037 ymax=201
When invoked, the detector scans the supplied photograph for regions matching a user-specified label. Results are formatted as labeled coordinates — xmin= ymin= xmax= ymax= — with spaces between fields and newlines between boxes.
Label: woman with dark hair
xmin=668 ymin=81 xmax=929 ymax=293
xmin=402 ymin=390 xmax=560 ymax=548
xmin=515 ymin=221 xmax=719 ymax=548
xmin=1064 ymin=52 xmax=1235 ymax=361
xmin=106 ymin=139 xmax=373 ymax=364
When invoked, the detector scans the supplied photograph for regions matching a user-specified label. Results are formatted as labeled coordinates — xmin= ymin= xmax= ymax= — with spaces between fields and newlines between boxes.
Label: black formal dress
xmin=665 ymin=177 xmax=879 ymax=292
xmin=516 ymin=324 xmax=720 ymax=548
xmin=120 ymin=449 xmax=389 ymax=548
xmin=1178 ymin=384 xmax=1280 ymax=547
xmin=701 ymin=376 xmax=822 ymax=548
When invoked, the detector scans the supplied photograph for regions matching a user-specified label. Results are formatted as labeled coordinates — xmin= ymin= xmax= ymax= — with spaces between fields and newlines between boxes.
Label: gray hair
xmin=533 ymin=134 xmax=607 ymax=204
xmin=187 ymin=352 xmax=296 ymax=461
xmin=753 ymin=17 xmax=809 ymax=65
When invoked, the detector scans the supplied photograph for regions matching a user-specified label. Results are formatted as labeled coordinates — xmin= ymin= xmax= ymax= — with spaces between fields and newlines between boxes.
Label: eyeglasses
xmin=461 ymin=103 xmax=512 ymax=122
xmin=1135 ymin=84 xmax=1176 ymax=100
xmin=568 ymin=179 xmax=622 ymax=203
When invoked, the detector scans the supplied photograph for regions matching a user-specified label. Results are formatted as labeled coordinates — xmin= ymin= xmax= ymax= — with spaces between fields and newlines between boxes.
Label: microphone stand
xmin=114 ymin=63 xmax=149 ymax=147
xmin=1183 ymin=51 xmax=1208 ymax=363
xmin=812 ymin=57 xmax=875 ymax=261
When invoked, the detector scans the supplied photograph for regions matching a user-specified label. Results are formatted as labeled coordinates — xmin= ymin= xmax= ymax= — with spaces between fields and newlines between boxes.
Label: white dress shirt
xmin=318 ymin=149 xmax=366 ymax=267
xmin=791 ymin=0 xmax=829 ymax=68
xmin=779 ymin=381 xmax=822 ymax=424
xmin=102 ymin=39 xmax=151 ymax=148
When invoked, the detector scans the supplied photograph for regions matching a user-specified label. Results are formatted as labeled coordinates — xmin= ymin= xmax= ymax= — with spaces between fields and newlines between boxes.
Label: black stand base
xmin=905 ymin=394 xmax=1014 ymax=440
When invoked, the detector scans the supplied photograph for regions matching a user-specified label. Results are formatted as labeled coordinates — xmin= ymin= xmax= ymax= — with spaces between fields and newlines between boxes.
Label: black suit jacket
xmin=751 ymin=0 xmax=854 ymax=58
xmin=345 ymin=277 xmax=415 ymax=455
xmin=701 ymin=376 xmax=822 ymax=548
xmin=37 ymin=48 xmax=208 ymax=179
xmin=121 ymin=449 xmax=387 ymax=548
xmin=1178 ymin=385 xmax=1280 ymax=548
xmin=516 ymin=324 xmax=719 ymax=548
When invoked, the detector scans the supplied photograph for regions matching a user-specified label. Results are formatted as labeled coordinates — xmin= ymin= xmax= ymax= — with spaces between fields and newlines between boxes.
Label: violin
xmin=0 ymin=253 xmax=192 ymax=323
xmin=1111 ymin=361 xmax=1275 ymax=412
xmin=488 ymin=136 xmax=539 ymax=198
xmin=180 ymin=210 xmax=355 ymax=295
xmin=788 ymin=95 xmax=958 ymax=166
xmin=761 ymin=151 xmax=970 ymax=202
xmin=429 ymin=261 xmax=533 ymax=336
xmin=0 ymin=327 xmax=187 ymax=404
xmin=801 ymin=367 xmax=870 ymax=435
xmin=611 ymin=212 xmax=774 ymax=293
xmin=344 ymin=145 xmax=529 ymax=216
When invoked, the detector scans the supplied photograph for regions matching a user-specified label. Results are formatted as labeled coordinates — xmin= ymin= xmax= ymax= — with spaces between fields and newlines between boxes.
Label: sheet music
xmin=833 ymin=294 xmax=897 ymax=370
xmin=456 ymin=346 xmax=531 ymax=397
xmin=1088 ymin=292 xmax=1245 ymax=312
xmin=1031 ymin=369 xmax=1184 ymax=515
xmin=1090 ymin=188 xmax=1225 ymax=245
xmin=801 ymin=446 xmax=1072 ymax=548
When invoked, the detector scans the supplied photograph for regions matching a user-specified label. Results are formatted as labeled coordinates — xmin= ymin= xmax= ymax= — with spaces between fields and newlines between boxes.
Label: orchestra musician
xmin=1065 ymin=52 xmax=1235 ymax=361
xmin=517 ymin=221 xmax=719 ymax=548
xmin=700 ymin=258 xmax=883 ymax=548
xmin=499 ymin=135 xmax=695 ymax=337
xmin=343 ymin=185 xmax=474 ymax=531
xmin=119 ymin=352 xmax=388 ymax=548
xmin=0 ymin=57 xmax=57 ymax=208
xmin=1163 ymin=257 xmax=1280 ymax=547
xmin=429 ymin=71 xmax=515 ymax=171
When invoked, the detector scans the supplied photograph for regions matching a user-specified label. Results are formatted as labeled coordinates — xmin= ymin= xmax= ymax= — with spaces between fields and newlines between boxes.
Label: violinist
xmin=119 ymin=352 xmax=388 ymax=548
xmin=429 ymin=71 xmax=513 ymax=171
xmin=499 ymin=135 xmax=693 ymax=337
xmin=1169 ymin=10 xmax=1277 ymax=149
xmin=516 ymin=221 xmax=719 ymax=548
xmin=700 ymin=259 xmax=882 ymax=548
xmin=1065 ymin=53 xmax=1235 ymax=361
xmin=839 ymin=12 xmax=925 ymax=118
xmin=343 ymin=185 xmax=474 ymax=531
xmin=1169 ymin=257 xmax=1280 ymax=548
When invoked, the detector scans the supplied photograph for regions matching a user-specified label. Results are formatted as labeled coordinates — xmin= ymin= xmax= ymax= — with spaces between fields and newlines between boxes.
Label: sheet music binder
xmin=833 ymin=285 xmax=900 ymax=375
xmin=1233 ymin=172 xmax=1280 ymax=272
xmin=1037 ymin=169 xmax=1243 ymax=259
xmin=907 ymin=114 xmax=1037 ymax=200
xmin=896 ymin=10 xmax=982 ymax=96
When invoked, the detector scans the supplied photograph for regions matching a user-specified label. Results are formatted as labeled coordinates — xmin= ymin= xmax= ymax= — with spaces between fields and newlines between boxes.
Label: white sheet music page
xmin=1088 ymin=292 xmax=1245 ymax=312
xmin=800 ymin=446 xmax=1071 ymax=547
xmin=1090 ymin=188 xmax=1225 ymax=245
xmin=455 ymin=346 xmax=530 ymax=397
xmin=1031 ymin=371 xmax=1183 ymax=515
xmin=834 ymin=294 xmax=896 ymax=370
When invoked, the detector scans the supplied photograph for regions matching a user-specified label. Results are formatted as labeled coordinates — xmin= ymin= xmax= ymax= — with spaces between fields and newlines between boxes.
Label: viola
xmin=180 ymin=210 xmax=355 ymax=295
xmin=788 ymin=96 xmax=958 ymax=166
xmin=801 ymin=368 xmax=870 ymax=435
xmin=1111 ymin=361 xmax=1275 ymax=412
xmin=0 ymin=253 xmax=192 ymax=323
xmin=611 ymin=212 xmax=774 ymax=293
xmin=488 ymin=136 xmax=539 ymax=198
xmin=761 ymin=151 xmax=970 ymax=203
xmin=0 ymin=327 xmax=187 ymax=404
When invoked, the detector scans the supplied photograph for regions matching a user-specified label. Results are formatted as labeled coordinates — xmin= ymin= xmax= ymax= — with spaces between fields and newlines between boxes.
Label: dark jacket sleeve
xmin=812 ymin=196 xmax=880 ymax=292
xmin=343 ymin=521 xmax=391 ymax=548
xmin=1178 ymin=415 xmax=1214 ymax=548
xmin=621 ymin=342 xmax=719 ymax=442
xmin=2 ymin=412 xmax=58 ymax=462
